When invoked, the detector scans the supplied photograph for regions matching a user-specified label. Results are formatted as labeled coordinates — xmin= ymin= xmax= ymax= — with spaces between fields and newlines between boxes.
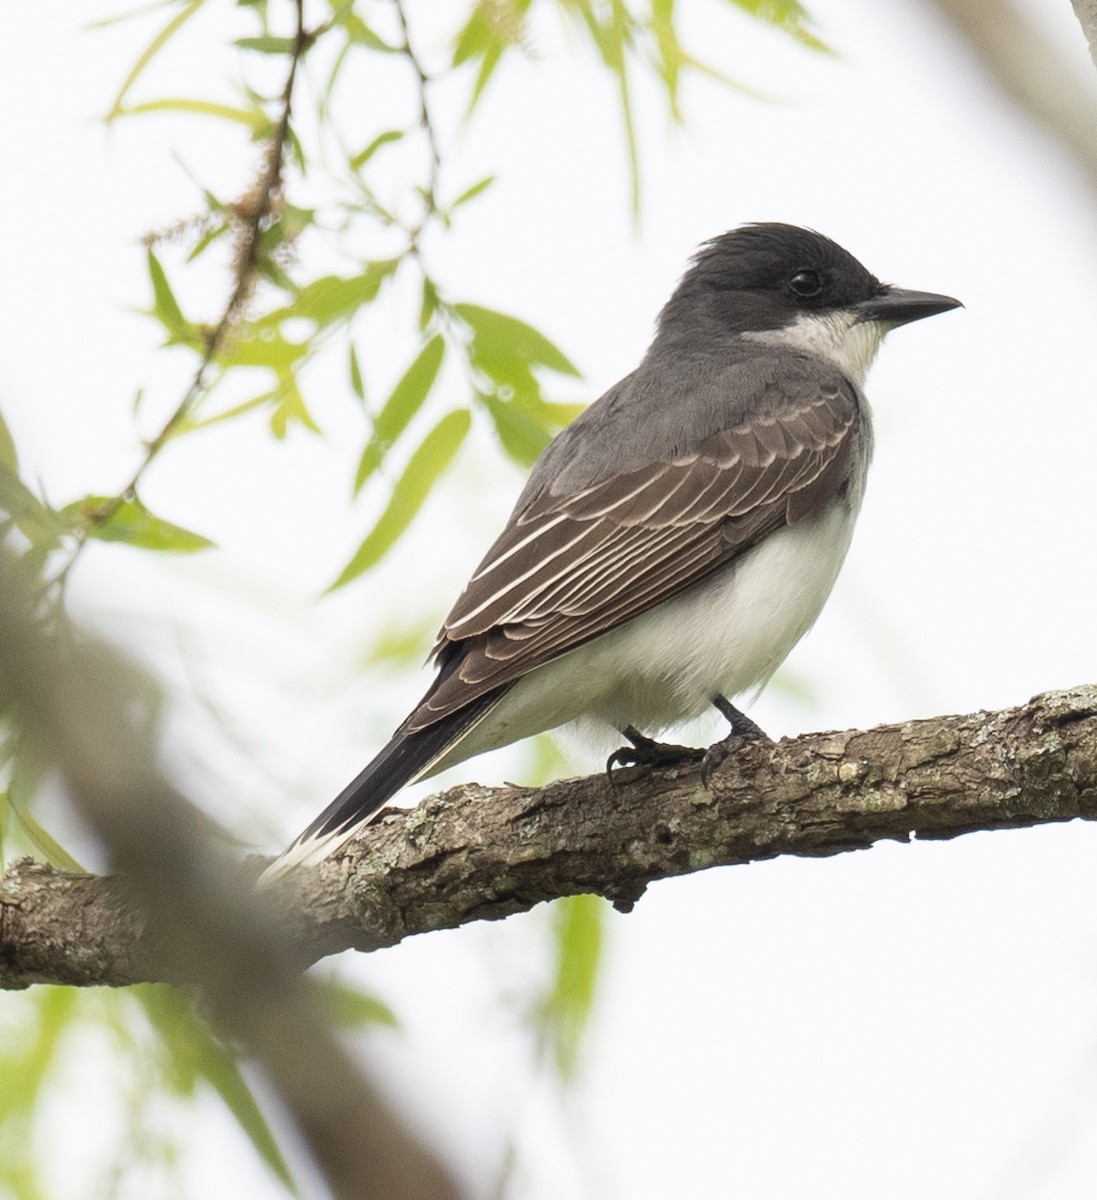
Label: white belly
xmin=431 ymin=497 xmax=859 ymax=771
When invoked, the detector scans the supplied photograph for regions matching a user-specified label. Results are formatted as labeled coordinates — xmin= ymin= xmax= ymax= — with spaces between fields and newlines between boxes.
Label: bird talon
xmin=699 ymin=696 xmax=773 ymax=786
xmin=605 ymin=747 xmax=639 ymax=782
xmin=607 ymin=725 xmax=704 ymax=782
xmin=700 ymin=735 xmax=745 ymax=787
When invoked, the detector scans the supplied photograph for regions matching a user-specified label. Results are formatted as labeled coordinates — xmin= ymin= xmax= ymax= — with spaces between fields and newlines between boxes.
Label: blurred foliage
xmin=0 ymin=978 xmax=401 ymax=1198
xmin=0 ymin=0 xmax=827 ymax=1195
xmin=0 ymin=986 xmax=290 ymax=1198
xmin=539 ymin=893 xmax=605 ymax=1080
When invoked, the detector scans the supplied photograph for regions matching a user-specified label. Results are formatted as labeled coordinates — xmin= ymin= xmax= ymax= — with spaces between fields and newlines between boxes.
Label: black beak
xmin=855 ymin=286 xmax=963 ymax=327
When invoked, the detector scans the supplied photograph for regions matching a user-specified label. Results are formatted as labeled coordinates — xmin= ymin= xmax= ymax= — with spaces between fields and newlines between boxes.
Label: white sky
xmin=6 ymin=1 xmax=1097 ymax=1198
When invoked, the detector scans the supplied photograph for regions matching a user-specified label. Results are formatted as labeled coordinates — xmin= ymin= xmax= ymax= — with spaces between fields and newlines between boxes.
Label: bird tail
xmin=259 ymin=684 xmax=505 ymax=883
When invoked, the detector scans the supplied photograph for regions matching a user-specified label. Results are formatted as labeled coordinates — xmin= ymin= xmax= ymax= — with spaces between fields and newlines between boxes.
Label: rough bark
xmin=4 ymin=683 xmax=1096 ymax=990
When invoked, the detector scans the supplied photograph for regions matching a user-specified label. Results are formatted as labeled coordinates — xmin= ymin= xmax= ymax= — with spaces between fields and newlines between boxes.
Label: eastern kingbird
xmin=264 ymin=224 xmax=960 ymax=878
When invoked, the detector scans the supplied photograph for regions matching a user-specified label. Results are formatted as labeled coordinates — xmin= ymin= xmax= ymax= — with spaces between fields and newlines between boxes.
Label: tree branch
xmin=4 ymin=684 xmax=1096 ymax=990
xmin=1073 ymin=0 xmax=1097 ymax=69
xmin=927 ymin=0 xmax=1097 ymax=198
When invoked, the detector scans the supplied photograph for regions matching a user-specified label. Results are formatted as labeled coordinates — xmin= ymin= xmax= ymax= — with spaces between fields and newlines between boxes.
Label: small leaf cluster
xmin=0 ymin=979 xmax=396 ymax=1196
xmin=455 ymin=0 xmax=827 ymax=208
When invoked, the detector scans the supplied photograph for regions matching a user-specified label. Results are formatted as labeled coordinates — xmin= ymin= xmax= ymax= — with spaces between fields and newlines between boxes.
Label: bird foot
xmin=606 ymin=701 xmax=771 ymax=787
xmin=701 ymin=696 xmax=771 ymax=786
xmin=606 ymin=725 xmax=703 ymax=783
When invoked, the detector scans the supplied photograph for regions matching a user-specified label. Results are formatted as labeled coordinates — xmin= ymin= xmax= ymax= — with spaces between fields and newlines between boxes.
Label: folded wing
xmin=404 ymin=376 xmax=862 ymax=733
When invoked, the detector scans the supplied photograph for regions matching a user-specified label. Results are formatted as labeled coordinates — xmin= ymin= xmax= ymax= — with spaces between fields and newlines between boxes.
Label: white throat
xmin=745 ymin=311 xmax=887 ymax=388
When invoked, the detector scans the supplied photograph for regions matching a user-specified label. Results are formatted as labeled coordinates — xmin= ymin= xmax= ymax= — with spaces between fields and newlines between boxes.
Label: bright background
xmin=5 ymin=1 xmax=1097 ymax=1197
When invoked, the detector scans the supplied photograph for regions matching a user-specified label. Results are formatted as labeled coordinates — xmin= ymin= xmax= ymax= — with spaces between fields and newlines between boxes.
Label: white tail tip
xmin=258 ymin=823 xmax=362 ymax=886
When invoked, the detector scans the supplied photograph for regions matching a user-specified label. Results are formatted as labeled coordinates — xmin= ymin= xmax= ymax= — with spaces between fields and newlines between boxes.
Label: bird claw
xmin=606 ymin=726 xmax=702 ymax=784
xmin=700 ymin=734 xmax=747 ymax=787
xmin=607 ymin=701 xmax=771 ymax=787
xmin=700 ymin=696 xmax=771 ymax=787
xmin=605 ymin=746 xmax=639 ymax=776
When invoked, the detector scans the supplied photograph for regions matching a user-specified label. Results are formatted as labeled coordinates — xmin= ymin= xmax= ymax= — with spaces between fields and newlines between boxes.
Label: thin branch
xmin=4 ymin=684 xmax=1097 ymax=988
xmin=393 ymin=0 xmax=441 ymax=236
xmin=927 ymin=0 xmax=1097 ymax=198
xmin=1073 ymin=0 xmax=1097 ymax=69
xmin=54 ymin=0 xmax=313 ymax=591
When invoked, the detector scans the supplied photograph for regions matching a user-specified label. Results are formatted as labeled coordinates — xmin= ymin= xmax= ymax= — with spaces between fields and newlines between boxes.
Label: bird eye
xmin=788 ymin=270 xmax=824 ymax=297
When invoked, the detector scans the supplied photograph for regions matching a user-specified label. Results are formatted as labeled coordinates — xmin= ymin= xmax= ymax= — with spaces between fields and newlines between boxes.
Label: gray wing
xmin=406 ymin=363 xmax=864 ymax=731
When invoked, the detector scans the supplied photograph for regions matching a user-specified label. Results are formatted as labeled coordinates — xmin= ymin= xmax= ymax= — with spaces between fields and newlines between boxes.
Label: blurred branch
xmin=927 ymin=0 xmax=1097 ymax=197
xmin=5 ymin=684 xmax=1097 ymax=986
xmin=0 ymin=554 xmax=463 ymax=1200
xmin=1074 ymin=0 xmax=1097 ymax=67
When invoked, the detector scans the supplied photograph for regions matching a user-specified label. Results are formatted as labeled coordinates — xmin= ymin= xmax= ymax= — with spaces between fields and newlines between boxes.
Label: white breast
xmin=567 ymin=494 xmax=860 ymax=729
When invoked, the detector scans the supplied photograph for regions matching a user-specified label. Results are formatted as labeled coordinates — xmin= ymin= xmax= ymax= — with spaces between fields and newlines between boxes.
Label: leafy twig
xmin=53 ymin=0 xmax=313 ymax=593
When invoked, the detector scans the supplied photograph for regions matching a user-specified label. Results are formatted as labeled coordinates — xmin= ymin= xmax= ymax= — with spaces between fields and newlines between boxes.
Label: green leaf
xmin=330 ymin=408 xmax=470 ymax=590
xmin=119 ymin=98 xmax=272 ymax=134
xmin=316 ymin=978 xmax=399 ymax=1029
xmin=269 ymin=376 xmax=321 ymax=438
xmin=482 ymin=394 xmax=552 ymax=467
xmin=560 ymin=0 xmax=645 ymax=211
xmin=106 ymin=0 xmax=207 ymax=121
xmin=6 ymin=751 xmax=85 ymax=870
xmin=419 ymin=277 xmax=439 ymax=331
xmin=348 ymin=344 xmax=365 ymax=402
xmin=0 ymin=467 xmax=58 ymax=542
xmin=540 ymin=894 xmax=605 ymax=1080
xmin=338 ymin=11 xmax=401 ymax=52
xmin=280 ymin=202 xmax=316 ymax=242
xmin=350 ymin=129 xmax=405 ymax=171
xmin=187 ymin=220 xmax=230 ymax=262
xmin=534 ymin=399 xmax=586 ymax=428
xmin=609 ymin=0 xmax=641 ymax=214
xmin=146 ymin=248 xmax=201 ymax=347
xmin=0 ymin=987 xmax=80 ymax=1126
xmin=68 ymin=495 xmax=215 ymax=554
xmin=286 ymin=124 xmax=307 ymax=170
xmin=264 ymin=261 xmax=399 ymax=330
xmin=10 ymin=809 xmax=85 ymax=872
xmin=321 ymin=35 xmax=352 ymax=112
xmin=650 ymin=0 xmax=684 ymax=117
xmin=137 ymin=986 xmax=295 ymax=1190
xmin=731 ymin=0 xmax=832 ymax=53
xmin=367 ymin=612 xmax=438 ymax=665
xmin=218 ymin=330 xmax=308 ymax=370
xmin=0 ymin=408 xmax=18 ymax=472
xmin=451 ymin=175 xmax=495 ymax=210
xmin=455 ymin=304 xmax=579 ymax=378
xmin=354 ymin=335 xmax=445 ymax=493
xmin=452 ymin=0 xmax=532 ymax=109
xmin=181 ymin=392 xmax=274 ymax=432
xmin=146 ymin=248 xmax=185 ymax=329
xmin=234 ymin=35 xmax=296 ymax=54
xmin=453 ymin=6 xmax=491 ymax=65
xmin=468 ymin=42 xmax=505 ymax=110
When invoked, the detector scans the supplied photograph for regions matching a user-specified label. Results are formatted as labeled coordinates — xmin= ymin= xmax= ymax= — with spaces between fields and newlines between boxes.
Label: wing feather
xmin=409 ymin=374 xmax=865 ymax=731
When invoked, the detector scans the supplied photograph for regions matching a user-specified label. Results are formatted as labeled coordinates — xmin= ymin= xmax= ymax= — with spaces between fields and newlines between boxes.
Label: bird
xmin=262 ymin=223 xmax=960 ymax=879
